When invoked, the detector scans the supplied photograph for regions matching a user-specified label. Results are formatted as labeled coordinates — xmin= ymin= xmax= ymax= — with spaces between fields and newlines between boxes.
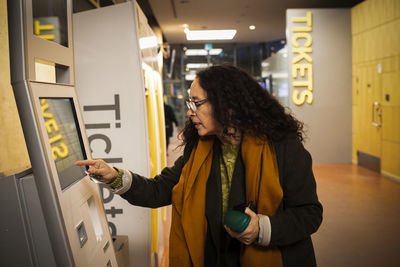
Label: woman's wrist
xmin=107 ymin=167 xmax=124 ymax=189
xmin=105 ymin=167 xmax=118 ymax=184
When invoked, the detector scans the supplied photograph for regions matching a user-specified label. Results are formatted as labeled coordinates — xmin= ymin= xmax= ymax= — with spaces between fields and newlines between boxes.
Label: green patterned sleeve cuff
xmin=107 ymin=167 xmax=124 ymax=189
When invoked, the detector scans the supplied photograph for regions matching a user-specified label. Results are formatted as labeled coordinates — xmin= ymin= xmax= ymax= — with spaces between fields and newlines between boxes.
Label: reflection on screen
xmin=32 ymin=0 xmax=68 ymax=47
xmin=40 ymin=98 xmax=86 ymax=190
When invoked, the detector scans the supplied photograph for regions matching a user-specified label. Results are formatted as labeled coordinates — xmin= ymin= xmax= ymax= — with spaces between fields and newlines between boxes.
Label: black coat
xmin=121 ymin=137 xmax=323 ymax=267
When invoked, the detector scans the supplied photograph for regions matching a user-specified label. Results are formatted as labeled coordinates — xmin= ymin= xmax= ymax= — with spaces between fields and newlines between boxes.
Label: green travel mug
xmin=223 ymin=209 xmax=250 ymax=233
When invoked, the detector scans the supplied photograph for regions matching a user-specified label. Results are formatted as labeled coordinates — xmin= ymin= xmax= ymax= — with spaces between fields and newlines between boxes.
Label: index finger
xmin=75 ymin=159 xmax=97 ymax=166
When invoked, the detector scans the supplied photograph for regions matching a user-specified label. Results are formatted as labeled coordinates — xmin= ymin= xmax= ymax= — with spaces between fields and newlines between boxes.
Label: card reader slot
xmin=76 ymin=221 xmax=88 ymax=248
xmin=103 ymin=240 xmax=110 ymax=253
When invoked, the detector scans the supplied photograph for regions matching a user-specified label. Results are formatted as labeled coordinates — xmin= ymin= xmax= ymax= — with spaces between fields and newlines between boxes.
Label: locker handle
xmin=371 ymin=101 xmax=382 ymax=128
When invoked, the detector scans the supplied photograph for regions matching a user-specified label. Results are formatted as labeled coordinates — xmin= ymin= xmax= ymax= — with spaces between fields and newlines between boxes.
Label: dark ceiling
xmin=137 ymin=0 xmax=364 ymax=44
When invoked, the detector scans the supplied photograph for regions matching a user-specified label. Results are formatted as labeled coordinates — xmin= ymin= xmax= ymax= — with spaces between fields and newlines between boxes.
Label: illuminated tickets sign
xmin=291 ymin=11 xmax=313 ymax=105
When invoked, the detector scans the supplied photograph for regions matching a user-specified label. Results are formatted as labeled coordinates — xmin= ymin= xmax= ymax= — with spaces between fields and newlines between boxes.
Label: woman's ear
xmin=223 ymin=126 xmax=238 ymax=137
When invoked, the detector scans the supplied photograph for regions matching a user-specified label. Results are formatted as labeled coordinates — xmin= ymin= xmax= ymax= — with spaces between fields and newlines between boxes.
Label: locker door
xmin=356 ymin=62 xmax=382 ymax=169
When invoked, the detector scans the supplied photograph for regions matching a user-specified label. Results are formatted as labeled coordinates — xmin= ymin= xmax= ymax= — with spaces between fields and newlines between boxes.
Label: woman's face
xmin=187 ymin=78 xmax=222 ymax=137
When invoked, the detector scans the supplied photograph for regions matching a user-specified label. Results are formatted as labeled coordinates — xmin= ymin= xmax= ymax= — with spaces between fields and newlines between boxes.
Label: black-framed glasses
xmin=185 ymin=98 xmax=208 ymax=112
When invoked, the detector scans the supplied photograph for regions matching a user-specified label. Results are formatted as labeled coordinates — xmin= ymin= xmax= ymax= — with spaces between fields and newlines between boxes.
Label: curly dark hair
xmin=180 ymin=63 xmax=304 ymax=149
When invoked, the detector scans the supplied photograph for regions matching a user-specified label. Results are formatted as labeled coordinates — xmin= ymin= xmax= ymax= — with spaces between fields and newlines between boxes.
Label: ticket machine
xmin=5 ymin=0 xmax=117 ymax=266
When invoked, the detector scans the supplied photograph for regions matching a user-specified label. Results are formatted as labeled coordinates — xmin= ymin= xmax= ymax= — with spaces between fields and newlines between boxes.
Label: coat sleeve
xmin=269 ymin=138 xmax=323 ymax=246
xmin=119 ymin=153 xmax=186 ymax=208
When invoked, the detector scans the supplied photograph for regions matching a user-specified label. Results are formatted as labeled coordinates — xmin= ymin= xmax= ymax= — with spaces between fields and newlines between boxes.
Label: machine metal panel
xmin=0 ymin=174 xmax=34 ymax=267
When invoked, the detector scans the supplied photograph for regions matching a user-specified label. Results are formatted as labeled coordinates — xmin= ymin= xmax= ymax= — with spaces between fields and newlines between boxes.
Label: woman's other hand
xmin=224 ymin=207 xmax=259 ymax=246
xmin=75 ymin=159 xmax=118 ymax=183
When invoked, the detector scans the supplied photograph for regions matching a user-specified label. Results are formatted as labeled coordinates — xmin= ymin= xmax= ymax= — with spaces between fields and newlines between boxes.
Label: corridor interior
xmin=161 ymin=136 xmax=400 ymax=267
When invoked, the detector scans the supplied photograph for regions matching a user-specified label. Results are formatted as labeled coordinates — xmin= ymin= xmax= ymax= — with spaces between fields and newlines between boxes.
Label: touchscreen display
xmin=40 ymin=98 xmax=86 ymax=190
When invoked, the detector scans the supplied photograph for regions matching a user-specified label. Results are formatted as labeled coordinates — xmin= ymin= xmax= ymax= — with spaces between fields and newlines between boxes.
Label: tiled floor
xmin=161 ymin=135 xmax=400 ymax=266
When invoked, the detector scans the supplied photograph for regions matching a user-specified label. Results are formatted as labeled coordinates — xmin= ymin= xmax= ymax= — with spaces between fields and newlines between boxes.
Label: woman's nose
xmin=186 ymin=108 xmax=195 ymax=117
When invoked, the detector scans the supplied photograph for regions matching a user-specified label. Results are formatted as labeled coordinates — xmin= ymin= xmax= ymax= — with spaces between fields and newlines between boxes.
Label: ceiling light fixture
xmin=185 ymin=74 xmax=197 ymax=80
xmin=186 ymin=63 xmax=210 ymax=69
xmin=184 ymin=28 xmax=236 ymax=41
xmin=185 ymin=48 xmax=223 ymax=56
xmin=249 ymin=25 xmax=256 ymax=30
xmin=139 ymin=36 xmax=158 ymax=49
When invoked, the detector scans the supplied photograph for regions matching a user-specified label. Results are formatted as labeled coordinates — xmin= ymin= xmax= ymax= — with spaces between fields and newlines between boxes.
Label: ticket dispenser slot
xmin=88 ymin=196 xmax=104 ymax=242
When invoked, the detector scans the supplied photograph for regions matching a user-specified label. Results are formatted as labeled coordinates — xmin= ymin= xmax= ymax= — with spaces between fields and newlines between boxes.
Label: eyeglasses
xmin=185 ymin=98 xmax=208 ymax=112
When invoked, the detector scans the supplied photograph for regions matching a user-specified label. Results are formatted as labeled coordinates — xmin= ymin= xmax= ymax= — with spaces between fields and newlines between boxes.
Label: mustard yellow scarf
xmin=170 ymin=135 xmax=283 ymax=267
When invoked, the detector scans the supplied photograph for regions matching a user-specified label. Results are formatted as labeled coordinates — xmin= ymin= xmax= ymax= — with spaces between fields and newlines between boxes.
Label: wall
xmin=286 ymin=9 xmax=352 ymax=164
xmin=352 ymin=0 xmax=400 ymax=180
xmin=0 ymin=0 xmax=31 ymax=177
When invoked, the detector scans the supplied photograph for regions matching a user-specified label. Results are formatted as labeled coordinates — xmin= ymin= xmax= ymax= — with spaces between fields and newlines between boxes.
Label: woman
xmin=76 ymin=64 xmax=322 ymax=267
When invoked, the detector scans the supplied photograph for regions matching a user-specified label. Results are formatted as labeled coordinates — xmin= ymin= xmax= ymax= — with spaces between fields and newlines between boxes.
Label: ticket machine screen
xmin=40 ymin=98 xmax=87 ymax=190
